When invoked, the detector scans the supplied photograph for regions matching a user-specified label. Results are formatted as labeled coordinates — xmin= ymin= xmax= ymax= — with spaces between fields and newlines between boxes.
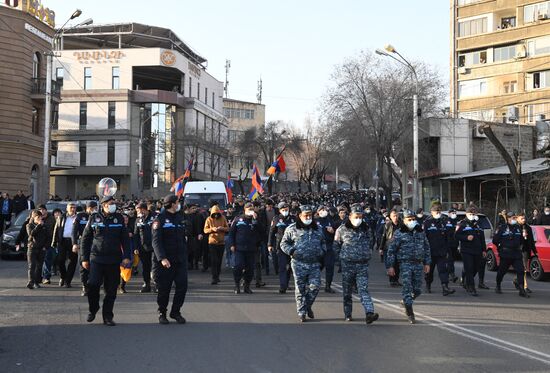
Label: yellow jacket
xmin=203 ymin=205 xmax=229 ymax=245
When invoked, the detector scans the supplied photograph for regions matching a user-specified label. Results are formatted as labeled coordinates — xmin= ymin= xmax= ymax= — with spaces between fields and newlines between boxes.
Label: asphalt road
xmin=2 ymin=256 xmax=550 ymax=373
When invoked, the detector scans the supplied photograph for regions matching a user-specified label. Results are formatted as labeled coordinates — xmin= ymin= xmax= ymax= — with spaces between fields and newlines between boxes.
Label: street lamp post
xmin=42 ymin=9 xmax=83 ymax=202
xmin=375 ymin=45 xmax=420 ymax=210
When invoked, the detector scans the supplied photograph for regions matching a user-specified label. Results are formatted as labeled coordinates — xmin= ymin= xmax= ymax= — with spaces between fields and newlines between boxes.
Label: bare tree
xmin=322 ymin=50 xmax=445 ymax=206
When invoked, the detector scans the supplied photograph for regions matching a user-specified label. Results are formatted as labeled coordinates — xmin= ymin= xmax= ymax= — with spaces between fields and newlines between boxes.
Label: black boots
xmin=405 ymin=305 xmax=415 ymax=324
xmin=169 ymin=313 xmax=186 ymax=324
xmin=442 ymin=284 xmax=455 ymax=296
xmin=140 ymin=283 xmax=151 ymax=293
xmin=365 ymin=313 xmax=379 ymax=324
xmin=495 ymin=283 xmax=502 ymax=294
xmin=243 ymin=283 xmax=253 ymax=294
xmin=425 ymin=283 xmax=432 ymax=294
xmin=325 ymin=283 xmax=335 ymax=293
xmin=519 ymin=288 xmax=530 ymax=298
xmin=467 ymin=286 xmax=478 ymax=296
xmin=234 ymin=284 xmax=241 ymax=294
xmin=159 ymin=313 xmax=169 ymax=325
xmin=307 ymin=307 xmax=314 ymax=319
xmin=478 ymin=281 xmax=490 ymax=290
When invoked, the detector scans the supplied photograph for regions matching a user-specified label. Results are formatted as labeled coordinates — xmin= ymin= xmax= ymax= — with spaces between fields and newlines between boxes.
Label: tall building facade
xmin=451 ymin=0 xmax=550 ymax=124
xmin=223 ymin=98 xmax=266 ymax=178
xmin=0 ymin=1 xmax=56 ymax=201
xmin=51 ymin=23 xmax=228 ymax=199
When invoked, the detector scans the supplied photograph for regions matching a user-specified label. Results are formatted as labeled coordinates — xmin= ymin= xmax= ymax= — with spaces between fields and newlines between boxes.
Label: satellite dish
xmin=97 ymin=178 xmax=117 ymax=198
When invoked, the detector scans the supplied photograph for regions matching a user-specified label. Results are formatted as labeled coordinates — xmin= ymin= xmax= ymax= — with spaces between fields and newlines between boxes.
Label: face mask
xmin=365 ymin=209 xmax=371 ymax=214
xmin=474 ymin=215 xmax=479 ymax=221
xmin=212 ymin=213 xmax=221 ymax=218
xmin=319 ymin=211 xmax=328 ymax=218
xmin=545 ymin=211 xmax=550 ymax=216
xmin=433 ymin=213 xmax=441 ymax=220
xmin=406 ymin=221 xmax=418 ymax=230
xmin=450 ymin=213 xmax=457 ymax=219
xmin=510 ymin=219 xmax=517 ymax=225
xmin=175 ymin=204 xmax=181 ymax=212
xmin=301 ymin=218 xmax=312 ymax=226
xmin=416 ymin=214 xmax=423 ymax=219
xmin=246 ymin=210 xmax=255 ymax=217
xmin=281 ymin=210 xmax=289 ymax=217
xmin=107 ymin=204 xmax=116 ymax=214
xmin=351 ymin=218 xmax=362 ymax=227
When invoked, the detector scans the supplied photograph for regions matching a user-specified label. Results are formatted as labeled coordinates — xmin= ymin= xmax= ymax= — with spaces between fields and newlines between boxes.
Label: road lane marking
xmin=330 ymin=282 xmax=550 ymax=366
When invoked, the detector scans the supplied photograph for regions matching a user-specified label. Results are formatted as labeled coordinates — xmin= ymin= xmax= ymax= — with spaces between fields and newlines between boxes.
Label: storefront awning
xmin=441 ymin=158 xmax=549 ymax=180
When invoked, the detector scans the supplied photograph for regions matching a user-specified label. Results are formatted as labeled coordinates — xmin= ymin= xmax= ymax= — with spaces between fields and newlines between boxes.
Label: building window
xmin=189 ymin=77 xmax=192 ymax=97
xmin=525 ymin=2 xmax=550 ymax=24
xmin=107 ymin=140 xmax=115 ymax=166
xmin=458 ymin=16 xmax=488 ymax=37
xmin=197 ymin=82 xmax=201 ymax=100
xmin=108 ymin=102 xmax=116 ymax=129
xmin=493 ymin=45 xmax=516 ymax=62
xmin=79 ymin=102 xmax=87 ymax=129
xmin=52 ymin=103 xmax=59 ymax=130
xmin=205 ymin=87 xmax=208 ymax=105
xmin=527 ymin=103 xmax=550 ymax=123
xmin=527 ymin=36 xmax=550 ymax=57
xmin=112 ymin=66 xmax=120 ymax=89
xmin=458 ymin=78 xmax=488 ymax=98
xmin=503 ymin=81 xmax=518 ymax=94
xmin=224 ymin=108 xmax=255 ymax=119
xmin=56 ymin=67 xmax=64 ymax=88
xmin=530 ymin=71 xmax=550 ymax=89
xmin=212 ymin=92 xmax=215 ymax=109
xmin=32 ymin=107 xmax=39 ymax=135
xmin=84 ymin=67 xmax=92 ymax=90
xmin=458 ymin=50 xmax=487 ymax=67
xmin=500 ymin=16 xmax=516 ymax=29
xmin=457 ymin=0 xmax=483 ymax=5
xmin=32 ymin=52 xmax=40 ymax=79
xmin=79 ymin=141 xmax=86 ymax=166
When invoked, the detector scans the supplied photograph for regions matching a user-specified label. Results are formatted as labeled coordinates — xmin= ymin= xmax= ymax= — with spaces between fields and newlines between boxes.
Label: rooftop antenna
xmin=257 ymin=76 xmax=263 ymax=104
xmin=224 ymin=59 xmax=231 ymax=98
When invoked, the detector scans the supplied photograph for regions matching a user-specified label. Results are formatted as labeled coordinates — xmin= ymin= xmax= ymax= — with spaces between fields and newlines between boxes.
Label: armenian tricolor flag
xmin=248 ymin=164 xmax=264 ymax=201
xmin=226 ymin=175 xmax=234 ymax=203
xmin=170 ymin=156 xmax=194 ymax=197
xmin=267 ymin=154 xmax=286 ymax=175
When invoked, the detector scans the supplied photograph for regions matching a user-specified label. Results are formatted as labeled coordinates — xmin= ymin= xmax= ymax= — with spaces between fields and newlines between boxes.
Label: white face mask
xmin=365 ymin=209 xmax=371 ymax=214
xmin=319 ymin=211 xmax=328 ymax=218
xmin=351 ymin=218 xmax=363 ymax=227
xmin=246 ymin=210 xmax=255 ymax=217
xmin=433 ymin=213 xmax=441 ymax=220
xmin=416 ymin=214 xmax=423 ymax=219
xmin=466 ymin=214 xmax=476 ymax=221
xmin=175 ymin=204 xmax=181 ymax=212
xmin=301 ymin=218 xmax=312 ymax=226
xmin=510 ymin=219 xmax=518 ymax=225
xmin=107 ymin=204 xmax=116 ymax=214
xmin=545 ymin=211 xmax=550 ymax=216
xmin=406 ymin=221 xmax=418 ymax=230
xmin=281 ymin=210 xmax=289 ymax=217
xmin=450 ymin=213 xmax=457 ymax=219
xmin=474 ymin=215 xmax=479 ymax=221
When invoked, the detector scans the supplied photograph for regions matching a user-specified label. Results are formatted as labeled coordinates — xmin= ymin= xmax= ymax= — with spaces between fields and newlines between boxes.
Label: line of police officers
xmin=72 ymin=192 xmax=535 ymax=326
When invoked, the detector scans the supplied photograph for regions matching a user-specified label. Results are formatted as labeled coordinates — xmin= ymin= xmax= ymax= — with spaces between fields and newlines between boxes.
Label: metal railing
xmin=31 ymin=78 xmax=60 ymax=98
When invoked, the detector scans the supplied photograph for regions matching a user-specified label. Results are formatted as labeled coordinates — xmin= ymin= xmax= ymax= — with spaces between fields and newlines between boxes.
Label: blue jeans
xmin=42 ymin=246 xmax=56 ymax=280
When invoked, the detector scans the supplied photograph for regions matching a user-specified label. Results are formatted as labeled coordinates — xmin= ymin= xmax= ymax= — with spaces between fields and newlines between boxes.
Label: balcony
xmin=31 ymin=78 xmax=60 ymax=102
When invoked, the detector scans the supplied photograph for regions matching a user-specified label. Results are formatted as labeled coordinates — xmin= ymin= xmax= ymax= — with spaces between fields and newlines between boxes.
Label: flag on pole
xmin=267 ymin=154 xmax=286 ymax=175
xmin=226 ymin=175 xmax=234 ymax=203
xmin=170 ymin=155 xmax=194 ymax=197
xmin=251 ymin=164 xmax=264 ymax=194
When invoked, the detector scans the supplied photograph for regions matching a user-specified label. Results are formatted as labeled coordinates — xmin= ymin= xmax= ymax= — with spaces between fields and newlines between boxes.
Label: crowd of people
xmin=8 ymin=189 xmax=543 ymax=326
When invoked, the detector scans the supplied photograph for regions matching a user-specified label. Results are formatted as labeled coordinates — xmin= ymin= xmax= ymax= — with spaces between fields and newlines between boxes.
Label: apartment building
xmin=451 ymin=0 xmax=550 ymax=124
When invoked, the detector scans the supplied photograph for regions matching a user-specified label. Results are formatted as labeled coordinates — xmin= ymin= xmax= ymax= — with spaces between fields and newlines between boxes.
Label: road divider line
xmin=330 ymin=282 xmax=550 ymax=366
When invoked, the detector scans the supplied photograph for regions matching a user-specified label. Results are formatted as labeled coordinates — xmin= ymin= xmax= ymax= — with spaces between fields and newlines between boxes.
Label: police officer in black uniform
xmin=455 ymin=206 xmax=487 ymax=296
xmin=72 ymin=200 xmax=97 ymax=296
xmin=493 ymin=211 xmax=529 ymax=298
xmin=81 ymin=196 xmax=131 ymax=326
xmin=135 ymin=201 xmax=155 ymax=293
xmin=445 ymin=208 xmax=460 ymax=283
xmin=152 ymin=195 xmax=188 ymax=324
xmin=268 ymin=202 xmax=296 ymax=294
xmin=423 ymin=205 xmax=455 ymax=296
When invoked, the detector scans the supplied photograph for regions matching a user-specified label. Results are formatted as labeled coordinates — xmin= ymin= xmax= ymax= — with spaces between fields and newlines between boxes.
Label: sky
xmin=46 ymin=0 xmax=450 ymax=126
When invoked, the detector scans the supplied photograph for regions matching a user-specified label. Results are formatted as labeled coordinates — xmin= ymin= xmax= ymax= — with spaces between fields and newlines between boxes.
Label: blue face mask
xmin=406 ymin=221 xmax=418 ymax=230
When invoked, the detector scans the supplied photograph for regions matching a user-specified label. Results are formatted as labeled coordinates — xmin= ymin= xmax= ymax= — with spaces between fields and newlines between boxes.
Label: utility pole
xmin=257 ymin=77 xmax=263 ymax=104
xmin=224 ymin=59 xmax=231 ymax=98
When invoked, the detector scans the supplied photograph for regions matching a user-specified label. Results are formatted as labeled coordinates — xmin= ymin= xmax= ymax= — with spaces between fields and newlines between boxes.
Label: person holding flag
xmin=249 ymin=164 xmax=264 ymax=201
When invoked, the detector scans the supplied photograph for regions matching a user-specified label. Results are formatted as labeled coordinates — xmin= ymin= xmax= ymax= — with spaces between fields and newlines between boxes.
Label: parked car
xmin=442 ymin=210 xmax=494 ymax=242
xmin=485 ymin=225 xmax=550 ymax=281
xmin=1 ymin=210 xmax=31 ymax=260
xmin=45 ymin=200 xmax=86 ymax=212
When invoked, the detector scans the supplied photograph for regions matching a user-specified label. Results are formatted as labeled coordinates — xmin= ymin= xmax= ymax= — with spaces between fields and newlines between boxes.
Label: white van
xmin=182 ymin=181 xmax=228 ymax=210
